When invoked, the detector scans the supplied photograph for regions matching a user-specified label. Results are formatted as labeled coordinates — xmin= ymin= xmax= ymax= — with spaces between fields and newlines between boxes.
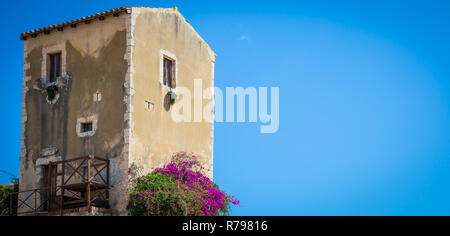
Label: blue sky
xmin=1 ymin=0 xmax=450 ymax=216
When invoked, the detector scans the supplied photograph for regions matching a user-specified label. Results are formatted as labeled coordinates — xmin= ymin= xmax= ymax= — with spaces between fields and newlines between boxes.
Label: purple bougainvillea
xmin=127 ymin=152 xmax=240 ymax=216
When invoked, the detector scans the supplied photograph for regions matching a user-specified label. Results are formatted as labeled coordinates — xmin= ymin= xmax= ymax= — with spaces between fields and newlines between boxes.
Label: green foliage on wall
xmin=0 ymin=180 xmax=18 ymax=216
xmin=127 ymin=152 xmax=240 ymax=216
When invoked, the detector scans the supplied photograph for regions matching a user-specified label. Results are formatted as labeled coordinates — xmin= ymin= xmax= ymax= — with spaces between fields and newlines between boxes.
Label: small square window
xmin=94 ymin=92 xmax=102 ymax=102
xmin=48 ymin=53 xmax=62 ymax=83
xmin=81 ymin=122 xmax=93 ymax=133
xmin=163 ymin=57 xmax=176 ymax=88
xmin=76 ymin=116 xmax=97 ymax=138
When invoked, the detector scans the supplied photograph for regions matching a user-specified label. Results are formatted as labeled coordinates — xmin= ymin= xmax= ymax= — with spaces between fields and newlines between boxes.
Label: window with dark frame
xmin=163 ymin=57 xmax=176 ymax=88
xmin=81 ymin=122 xmax=93 ymax=133
xmin=48 ymin=53 xmax=62 ymax=83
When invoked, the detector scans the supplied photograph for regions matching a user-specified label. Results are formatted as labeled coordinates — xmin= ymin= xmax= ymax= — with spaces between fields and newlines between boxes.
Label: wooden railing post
xmin=34 ymin=189 xmax=37 ymax=215
xmin=87 ymin=155 xmax=93 ymax=211
xmin=106 ymin=160 xmax=110 ymax=205
xmin=61 ymin=161 xmax=65 ymax=216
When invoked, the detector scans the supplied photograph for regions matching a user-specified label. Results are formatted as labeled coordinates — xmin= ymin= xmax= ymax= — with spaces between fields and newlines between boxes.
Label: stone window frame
xmin=76 ymin=115 xmax=98 ymax=138
xmin=41 ymin=43 xmax=67 ymax=83
xmin=159 ymin=49 xmax=178 ymax=92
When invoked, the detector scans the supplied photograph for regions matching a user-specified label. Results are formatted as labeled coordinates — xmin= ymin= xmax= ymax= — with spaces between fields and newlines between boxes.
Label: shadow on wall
xmin=164 ymin=93 xmax=171 ymax=112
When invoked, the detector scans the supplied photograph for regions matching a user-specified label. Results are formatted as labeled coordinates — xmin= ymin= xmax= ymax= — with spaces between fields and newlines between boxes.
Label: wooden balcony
xmin=2 ymin=155 xmax=111 ymax=216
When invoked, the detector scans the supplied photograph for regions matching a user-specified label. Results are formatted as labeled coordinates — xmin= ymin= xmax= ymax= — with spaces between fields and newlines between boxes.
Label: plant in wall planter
xmin=32 ymin=72 xmax=72 ymax=104
xmin=46 ymin=85 xmax=59 ymax=101
xmin=167 ymin=90 xmax=178 ymax=105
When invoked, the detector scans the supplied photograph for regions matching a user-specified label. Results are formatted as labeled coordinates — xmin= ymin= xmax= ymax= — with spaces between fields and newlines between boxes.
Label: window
xmin=163 ymin=57 xmax=176 ymax=88
xmin=42 ymin=44 xmax=66 ymax=84
xmin=48 ymin=53 xmax=62 ymax=83
xmin=159 ymin=49 xmax=178 ymax=90
xmin=76 ymin=116 xmax=97 ymax=138
xmin=81 ymin=122 xmax=93 ymax=133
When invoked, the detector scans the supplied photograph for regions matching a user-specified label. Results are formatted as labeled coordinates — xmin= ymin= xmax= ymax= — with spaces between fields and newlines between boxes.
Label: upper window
xmin=48 ymin=53 xmax=62 ymax=83
xmin=163 ymin=57 xmax=176 ymax=89
xmin=42 ymin=44 xmax=66 ymax=84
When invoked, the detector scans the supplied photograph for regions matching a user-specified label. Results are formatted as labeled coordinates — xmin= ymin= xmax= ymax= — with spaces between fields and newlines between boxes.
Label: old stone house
xmin=19 ymin=7 xmax=215 ymax=216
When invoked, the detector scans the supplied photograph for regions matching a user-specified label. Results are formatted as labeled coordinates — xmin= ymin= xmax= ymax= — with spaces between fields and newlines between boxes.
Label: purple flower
xmin=129 ymin=152 xmax=239 ymax=216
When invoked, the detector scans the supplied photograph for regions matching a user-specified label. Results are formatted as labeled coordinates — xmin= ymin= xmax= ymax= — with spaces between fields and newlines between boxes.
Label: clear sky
xmin=1 ymin=0 xmax=450 ymax=216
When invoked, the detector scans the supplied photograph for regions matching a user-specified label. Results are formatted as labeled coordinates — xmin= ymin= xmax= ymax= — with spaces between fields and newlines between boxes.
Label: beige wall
xmin=19 ymin=7 xmax=215 ymax=215
xmin=20 ymin=13 xmax=130 ymax=215
xmin=130 ymin=8 xmax=215 ymax=177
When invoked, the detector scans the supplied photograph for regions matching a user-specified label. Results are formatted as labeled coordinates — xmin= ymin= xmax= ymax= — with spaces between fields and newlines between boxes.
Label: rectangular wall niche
xmin=81 ymin=122 xmax=93 ymax=133
xmin=76 ymin=115 xmax=98 ymax=137
xmin=145 ymin=101 xmax=154 ymax=111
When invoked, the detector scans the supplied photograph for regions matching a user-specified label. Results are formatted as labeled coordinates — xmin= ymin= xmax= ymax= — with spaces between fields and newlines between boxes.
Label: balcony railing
xmin=1 ymin=155 xmax=111 ymax=216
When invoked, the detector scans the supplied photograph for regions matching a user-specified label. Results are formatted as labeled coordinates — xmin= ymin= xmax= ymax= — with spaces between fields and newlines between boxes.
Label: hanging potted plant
xmin=46 ymin=85 xmax=59 ymax=101
xmin=167 ymin=90 xmax=177 ymax=105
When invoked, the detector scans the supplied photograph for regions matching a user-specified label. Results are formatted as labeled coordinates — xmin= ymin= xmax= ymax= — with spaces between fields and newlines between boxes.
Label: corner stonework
xmin=109 ymin=8 xmax=137 ymax=216
xmin=19 ymin=43 xmax=31 ymax=192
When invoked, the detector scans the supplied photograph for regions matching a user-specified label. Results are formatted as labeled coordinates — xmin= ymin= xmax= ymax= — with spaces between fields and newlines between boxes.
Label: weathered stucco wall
xmin=130 ymin=8 xmax=215 ymax=177
xmin=19 ymin=7 xmax=215 ymax=216
xmin=20 ymin=14 xmax=130 ymax=215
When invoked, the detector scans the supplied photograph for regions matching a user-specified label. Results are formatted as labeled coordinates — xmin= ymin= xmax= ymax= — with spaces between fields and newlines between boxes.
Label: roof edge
xmin=170 ymin=8 xmax=217 ymax=61
xmin=20 ymin=7 xmax=132 ymax=40
xmin=20 ymin=6 xmax=216 ymax=61
xmin=130 ymin=7 xmax=216 ymax=60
